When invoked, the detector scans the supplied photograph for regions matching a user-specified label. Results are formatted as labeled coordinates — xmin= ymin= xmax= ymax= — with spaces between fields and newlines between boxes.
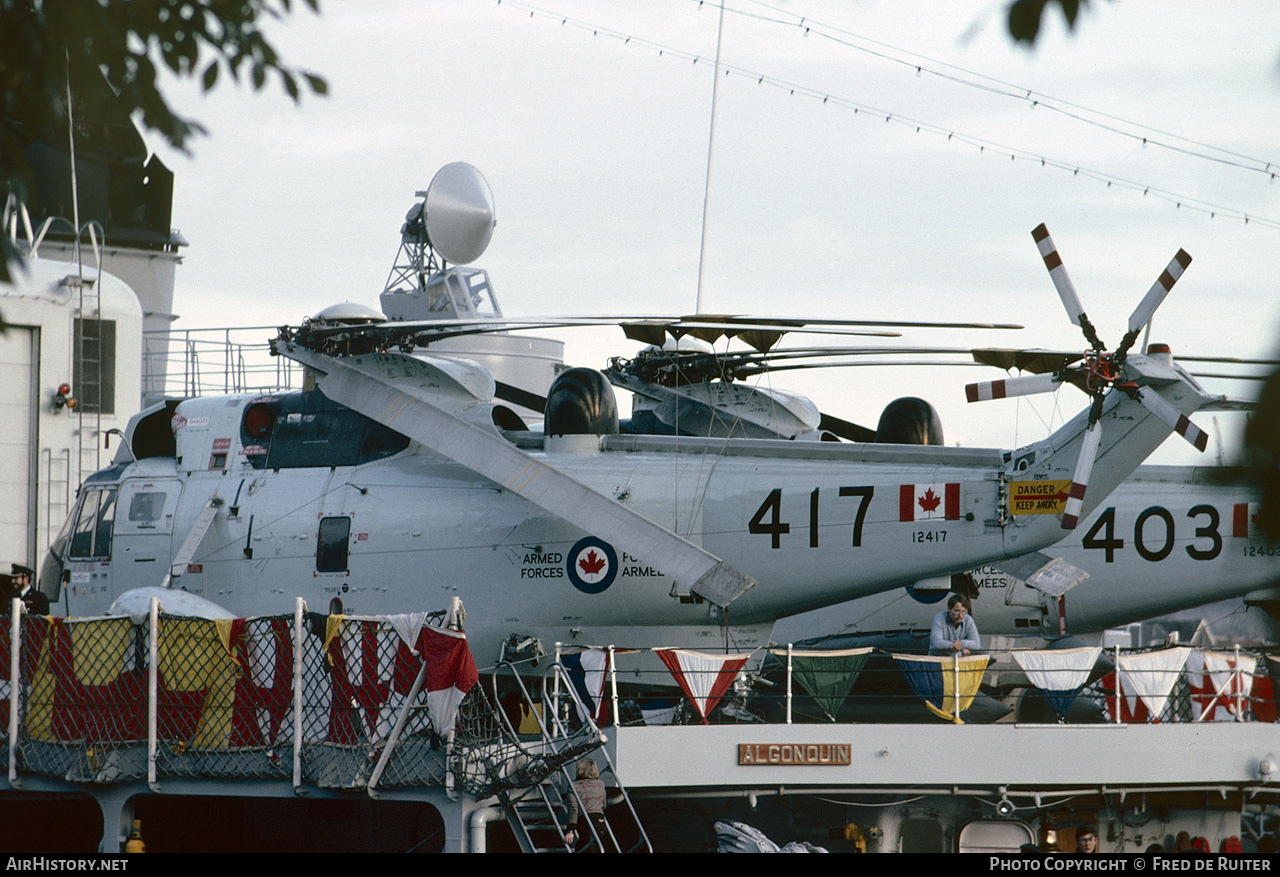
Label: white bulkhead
xmin=0 ymin=257 xmax=142 ymax=571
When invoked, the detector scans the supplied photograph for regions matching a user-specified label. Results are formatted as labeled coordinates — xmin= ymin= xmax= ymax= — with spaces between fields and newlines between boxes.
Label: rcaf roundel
xmin=567 ymin=537 xmax=619 ymax=594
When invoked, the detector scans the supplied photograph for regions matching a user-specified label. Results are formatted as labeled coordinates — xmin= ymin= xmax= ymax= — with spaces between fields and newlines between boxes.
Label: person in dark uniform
xmin=0 ymin=565 xmax=46 ymax=615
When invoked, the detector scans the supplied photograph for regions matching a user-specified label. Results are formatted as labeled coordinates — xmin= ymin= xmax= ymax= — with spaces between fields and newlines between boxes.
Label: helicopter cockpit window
xmin=242 ymin=391 xmax=410 ymax=470
xmin=68 ymin=488 xmax=117 ymax=560
xmin=316 ymin=516 xmax=351 ymax=573
xmin=128 ymin=492 xmax=165 ymax=525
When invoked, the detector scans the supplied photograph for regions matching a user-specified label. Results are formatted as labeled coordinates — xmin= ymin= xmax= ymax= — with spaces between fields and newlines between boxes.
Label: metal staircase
xmin=491 ymin=660 xmax=651 ymax=853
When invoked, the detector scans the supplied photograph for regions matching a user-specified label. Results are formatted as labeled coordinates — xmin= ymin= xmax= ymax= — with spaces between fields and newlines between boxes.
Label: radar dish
xmin=424 ymin=162 xmax=496 ymax=265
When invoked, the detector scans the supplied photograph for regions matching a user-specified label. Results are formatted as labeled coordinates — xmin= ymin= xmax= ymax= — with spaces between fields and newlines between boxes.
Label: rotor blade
xmin=1190 ymin=372 xmax=1270 ymax=382
xmin=627 ymin=346 xmax=1277 ymax=372
xmin=1061 ymin=419 xmax=1102 ymax=530
xmin=709 ymin=345 xmax=989 ymax=365
xmin=302 ymin=312 xmax=1029 ymax=344
xmin=629 ymin=320 xmax=903 ymax=342
xmin=965 ymin=371 xmax=1064 ymax=403
xmin=1175 ymin=354 xmax=1280 ymax=366
xmin=994 ymin=552 xmax=1089 ymax=597
xmin=276 ymin=345 xmax=757 ymax=606
xmin=1127 ymin=250 xmax=1193 ymax=338
xmin=301 ymin=316 xmax=620 ymax=340
xmin=733 ymin=359 xmax=989 ymax=379
xmin=970 ymin=348 xmax=1084 ymax=374
xmin=1198 ymin=397 xmax=1255 ymax=411
xmin=1133 ymin=386 xmax=1209 ymax=452
xmin=671 ymin=314 xmax=1024 ymax=331
xmin=493 ymin=380 xmax=547 ymax=414
xmin=817 ymin=412 xmax=877 ymax=443
xmin=1032 ymin=224 xmax=1087 ymax=328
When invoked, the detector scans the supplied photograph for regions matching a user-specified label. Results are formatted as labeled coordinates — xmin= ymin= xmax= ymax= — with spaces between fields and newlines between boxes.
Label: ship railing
xmin=2 ymin=607 xmax=1274 ymax=796
xmin=143 ymin=326 xmax=298 ymax=398
xmin=540 ymin=641 xmax=1279 ymax=728
xmin=2 ymin=598 xmax=485 ymax=792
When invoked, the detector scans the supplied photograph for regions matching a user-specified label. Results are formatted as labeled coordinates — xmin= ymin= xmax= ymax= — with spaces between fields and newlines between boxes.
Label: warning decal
xmin=1010 ymin=480 xmax=1071 ymax=515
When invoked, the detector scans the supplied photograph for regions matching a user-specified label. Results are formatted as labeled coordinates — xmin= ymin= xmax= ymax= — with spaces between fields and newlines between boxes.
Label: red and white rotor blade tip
xmin=1032 ymin=224 xmax=1086 ymax=328
xmin=1135 ymin=386 xmax=1209 ymax=452
xmin=966 ymin=371 xmax=1062 ymax=403
xmin=1061 ymin=420 xmax=1102 ymax=530
xmin=1127 ymin=249 xmax=1193 ymax=336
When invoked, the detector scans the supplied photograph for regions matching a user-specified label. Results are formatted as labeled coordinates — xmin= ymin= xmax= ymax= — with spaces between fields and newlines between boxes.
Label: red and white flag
xmin=411 ymin=625 xmax=480 ymax=734
xmin=899 ymin=483 xmax=960 ymax=522
xmin=657 ymin=649 xmax=750 ymax=725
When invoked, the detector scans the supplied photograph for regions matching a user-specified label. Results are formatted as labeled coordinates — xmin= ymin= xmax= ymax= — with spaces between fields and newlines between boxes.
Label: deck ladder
xmin=494 ymin=660 xmax=651 ymax=853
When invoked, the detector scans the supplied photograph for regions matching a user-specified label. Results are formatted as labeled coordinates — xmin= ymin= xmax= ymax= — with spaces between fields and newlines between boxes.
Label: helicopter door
xmin=63 ymin=485 xmax=119 ymax=616
xmin=110 ymin=479 xmax=184 ymax=596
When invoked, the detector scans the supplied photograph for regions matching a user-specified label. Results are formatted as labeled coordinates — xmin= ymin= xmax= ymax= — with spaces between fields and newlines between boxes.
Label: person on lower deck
xmin=929 ymin=593 xmax=980 ymax=656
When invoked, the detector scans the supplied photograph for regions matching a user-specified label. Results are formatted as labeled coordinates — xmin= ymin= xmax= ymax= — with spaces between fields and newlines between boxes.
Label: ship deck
xmin=0 ymin=605 xmax=1275 ymax=852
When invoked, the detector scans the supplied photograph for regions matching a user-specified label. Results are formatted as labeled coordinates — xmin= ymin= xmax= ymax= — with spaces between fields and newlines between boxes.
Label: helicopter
xmin=770 ymin=465 xmax=1280 ymax=646
xmin=618 ymin=333 xmax=1278 ymax=645
xmin=39 ymin=331 xmax=1211 ymax=667
xmin=34 ymin=167 xmax=1225 ymax=666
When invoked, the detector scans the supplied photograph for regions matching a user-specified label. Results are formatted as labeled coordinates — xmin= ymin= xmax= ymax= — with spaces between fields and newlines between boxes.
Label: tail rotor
xmin=967 ymin=224 xmax=1205 ymax=529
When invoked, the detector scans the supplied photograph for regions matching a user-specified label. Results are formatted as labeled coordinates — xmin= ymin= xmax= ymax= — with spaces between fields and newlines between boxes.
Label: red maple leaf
xmin=578 ymin=550 xmax=607 ymax=576
xmin=918 ymin=488 xmax=941 ymax=513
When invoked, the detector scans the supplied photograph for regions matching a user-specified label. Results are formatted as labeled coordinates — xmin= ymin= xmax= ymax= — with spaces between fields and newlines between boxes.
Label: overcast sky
xmin=147 ymin=0 xmax=1280 ymax=463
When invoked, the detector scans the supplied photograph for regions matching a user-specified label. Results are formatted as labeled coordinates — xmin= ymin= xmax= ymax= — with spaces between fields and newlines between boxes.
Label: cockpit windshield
xmin=68 ymin=487 xmax=118 ymax=560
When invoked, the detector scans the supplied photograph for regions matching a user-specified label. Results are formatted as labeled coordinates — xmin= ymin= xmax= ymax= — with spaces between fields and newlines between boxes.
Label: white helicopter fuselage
xmin=50 ymin=429 xmax=1025 ymax=663
xmin=44 ymin=350 xmax=1211 ymax=665
xmin=772 ymin=464 xmax=1280 ymax=644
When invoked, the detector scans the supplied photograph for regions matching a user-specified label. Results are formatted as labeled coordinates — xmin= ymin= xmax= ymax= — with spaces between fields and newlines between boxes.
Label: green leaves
xmin=1007 ymin=0 xmax=1090 ymax=45
xmin=201 ymin=59 xmax=218 ymax=91
xmin=1 ymin=0 xmax=328 ymax=279
xmin=303 ymin=72 xmax=326 ymax=96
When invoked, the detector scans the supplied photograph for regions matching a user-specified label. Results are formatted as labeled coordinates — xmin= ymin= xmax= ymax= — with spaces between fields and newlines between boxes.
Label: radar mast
xmin=381 ymin=162 xmax=502 ymax=321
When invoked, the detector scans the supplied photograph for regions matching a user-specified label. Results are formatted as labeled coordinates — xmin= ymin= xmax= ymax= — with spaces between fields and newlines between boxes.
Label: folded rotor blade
xmin=1127 ymin=250 xmax=1192 ymax=337
xmin=971 ymin=348 xmax=1083 ymax=374
xmin=493 ymin=380 xmax=547 ymax=414
xmin=965 ymin=371 xmax=1063 ymax=403
xmin=817 ymin=412 xmax=877 ymax=443
xmin=1032 ymin=224 xmax=1087 ymax=328
xmin=277 ymin=347 xmax=758 ymax=606
xmin=1061 ymin=420 xmax=1102 ymax=530
xmin=1134 ymin=386 xmax=1209 ymax=452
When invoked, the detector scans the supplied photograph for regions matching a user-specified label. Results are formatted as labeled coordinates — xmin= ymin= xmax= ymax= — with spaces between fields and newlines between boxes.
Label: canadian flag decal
xmin=1233 ymin=502 xmax=1252 ymax=538
xmin=900 ymin=483 xmax=960 ymax=522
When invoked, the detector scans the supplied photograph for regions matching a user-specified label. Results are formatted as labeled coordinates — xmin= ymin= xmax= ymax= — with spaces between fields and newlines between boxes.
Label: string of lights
xmin=494 ymin=0 xmax=1280 ymax=231
xmin=727 ymin=0 xmax=1280 ymax=180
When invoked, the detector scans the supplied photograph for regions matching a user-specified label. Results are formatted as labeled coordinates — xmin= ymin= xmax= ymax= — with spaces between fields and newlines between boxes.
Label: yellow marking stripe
xmin=373 ymin=391 xmax=411 ymax=424
xmin=385 ymin=396 xmax=412 ymax=424
xmin=507 ymin=461 xmax=546 ymax=493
